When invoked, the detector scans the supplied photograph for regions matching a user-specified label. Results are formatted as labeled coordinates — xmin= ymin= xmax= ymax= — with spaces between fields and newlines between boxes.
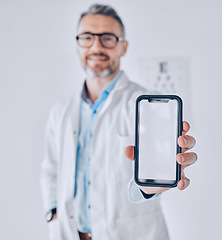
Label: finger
xmin=177 ymin=176 xmax=190 ymax=190
xmin=182 ymin=121 xmax=190 ymax=135
xmin=124 ymin=145 xmax=135 ymax=161
xmin=176 ymin=152 xmax=198 ymax=167
xmin=52 ymin=213 xmax=57 ymax=221
xmin=178 ymin=135 xmax=196 ymax=150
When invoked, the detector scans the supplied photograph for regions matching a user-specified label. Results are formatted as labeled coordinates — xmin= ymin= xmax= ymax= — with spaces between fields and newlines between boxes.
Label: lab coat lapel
xmin=97 ymin=72 xmax=130 ymax=117
xmin=70 ymin=94 xmax=81 ymax=195
xmin=61 ymin=94 xmax=81 ymax=191
xmin=71 ymin=94 xmax=81 ymax=150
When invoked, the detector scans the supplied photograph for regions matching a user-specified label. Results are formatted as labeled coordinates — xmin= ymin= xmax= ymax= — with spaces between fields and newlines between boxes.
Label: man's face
xmin=77 ymin=14 xmax=128 ymax=78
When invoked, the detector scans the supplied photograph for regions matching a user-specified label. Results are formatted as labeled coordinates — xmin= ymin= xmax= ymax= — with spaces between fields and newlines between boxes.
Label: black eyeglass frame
xmin=76 ymin=32 xmax=125 ymax=49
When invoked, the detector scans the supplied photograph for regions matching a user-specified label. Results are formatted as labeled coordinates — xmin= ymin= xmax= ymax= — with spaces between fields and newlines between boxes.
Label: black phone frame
xmin=134 ymin=95 xmax=183 ymax=188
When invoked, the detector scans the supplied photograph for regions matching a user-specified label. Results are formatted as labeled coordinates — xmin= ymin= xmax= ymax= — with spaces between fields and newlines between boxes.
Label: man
xmin=41 ymin=4 xmax=197 ymax=240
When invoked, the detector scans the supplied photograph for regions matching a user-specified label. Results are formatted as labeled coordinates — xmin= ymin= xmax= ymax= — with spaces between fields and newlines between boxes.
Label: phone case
xmin=134 ymin=95 xmax=183 ymax=188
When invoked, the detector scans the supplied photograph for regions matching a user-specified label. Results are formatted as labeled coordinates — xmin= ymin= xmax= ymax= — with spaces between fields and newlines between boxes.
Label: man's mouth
xmin=87 ymin=54 xmax=109 ymax=62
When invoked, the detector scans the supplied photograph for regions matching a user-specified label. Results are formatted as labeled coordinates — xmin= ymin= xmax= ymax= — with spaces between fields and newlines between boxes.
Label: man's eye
xmin=103 ymin=37 xmax=112 ymax=41
xmin=80 ymin=35 xmax=92 ymax=40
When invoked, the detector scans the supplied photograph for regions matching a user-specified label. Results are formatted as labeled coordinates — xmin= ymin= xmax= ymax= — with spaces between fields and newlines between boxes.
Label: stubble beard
xmin=85 ymin=67 xmax=111 ymax=78
xmin=84 ymin=61 xmax=118 ymax=78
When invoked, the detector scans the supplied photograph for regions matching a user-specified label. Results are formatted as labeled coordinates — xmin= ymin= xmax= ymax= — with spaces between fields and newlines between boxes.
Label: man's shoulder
xmin=127 ymin=80 xmax=146 ymax=93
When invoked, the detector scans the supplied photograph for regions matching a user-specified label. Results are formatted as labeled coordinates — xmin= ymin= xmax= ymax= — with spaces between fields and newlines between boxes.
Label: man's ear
xmin=121 ymin=41 xmax=128 ymax=56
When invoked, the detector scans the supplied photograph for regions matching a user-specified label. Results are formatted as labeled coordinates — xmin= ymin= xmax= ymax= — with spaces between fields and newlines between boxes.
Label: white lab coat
xmin=40 ymin=72 xmax=169 ymax=240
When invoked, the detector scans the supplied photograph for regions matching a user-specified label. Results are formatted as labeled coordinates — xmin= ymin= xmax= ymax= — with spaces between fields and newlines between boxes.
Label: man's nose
xmin=90 ymin=35 xmax=103 ymax=50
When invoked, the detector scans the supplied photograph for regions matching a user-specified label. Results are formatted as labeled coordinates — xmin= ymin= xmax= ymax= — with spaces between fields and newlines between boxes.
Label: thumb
xmin=124 ymin=145 xmax=135 ymax=161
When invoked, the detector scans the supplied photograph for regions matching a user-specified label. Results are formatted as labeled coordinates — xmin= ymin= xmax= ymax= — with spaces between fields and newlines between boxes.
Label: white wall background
xmin=0 ymin=0 xmax=221 ymax=239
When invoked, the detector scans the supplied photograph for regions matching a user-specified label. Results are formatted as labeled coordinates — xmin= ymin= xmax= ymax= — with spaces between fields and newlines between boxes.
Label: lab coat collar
xmin=111 ymin=71 xmax=130 ymax=94
xmin=75 ymin=70 xmax=130 ymax=107
xmin=92 ymin=71 xmax=130 ymax=118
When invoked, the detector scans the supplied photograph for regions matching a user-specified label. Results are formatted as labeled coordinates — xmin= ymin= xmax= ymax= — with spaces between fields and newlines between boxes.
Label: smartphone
xmin=134 ymin=95 xmax=183 ymax=188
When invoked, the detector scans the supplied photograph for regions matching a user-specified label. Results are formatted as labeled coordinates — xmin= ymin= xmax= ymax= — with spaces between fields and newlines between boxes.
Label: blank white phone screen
xmin=138 ymin=99 xmax=178 ymax=180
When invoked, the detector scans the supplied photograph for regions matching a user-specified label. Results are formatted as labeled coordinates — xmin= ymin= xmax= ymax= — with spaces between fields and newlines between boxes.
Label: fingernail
xmin=181 ymin=156 xmax=185 ymax=162
xmin=183 ymin=137 xmax=187 ymax=145
xmin=177 ymin=155 xmax=184 ymax=163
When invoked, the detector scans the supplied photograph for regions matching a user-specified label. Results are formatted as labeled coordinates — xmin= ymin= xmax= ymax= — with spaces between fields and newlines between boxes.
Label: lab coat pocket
xmin=48 ymin=219 xmax=59 ymax=240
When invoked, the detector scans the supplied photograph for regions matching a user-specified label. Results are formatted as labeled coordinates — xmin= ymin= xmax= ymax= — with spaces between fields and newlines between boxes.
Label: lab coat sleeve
xmin=40 ymin=106 xmax=59 ymax=213
xmin=128 ymin=178 xmax=160 ymax=202
xmin=127 ymin=158 xmax=160 ymax=202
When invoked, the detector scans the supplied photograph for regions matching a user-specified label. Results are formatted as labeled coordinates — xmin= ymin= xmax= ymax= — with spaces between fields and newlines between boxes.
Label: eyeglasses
xmin=76 ymin=32 xmax=124 ymax=49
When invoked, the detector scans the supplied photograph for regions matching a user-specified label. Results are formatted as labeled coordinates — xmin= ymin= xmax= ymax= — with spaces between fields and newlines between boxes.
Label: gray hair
xmin=78 ymin=4 xmax=125 ymax=38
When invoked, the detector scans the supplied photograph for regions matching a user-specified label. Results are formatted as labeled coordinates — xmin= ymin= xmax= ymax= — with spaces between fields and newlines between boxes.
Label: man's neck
xmin=85 ymin=69 xmax=119 ymax=103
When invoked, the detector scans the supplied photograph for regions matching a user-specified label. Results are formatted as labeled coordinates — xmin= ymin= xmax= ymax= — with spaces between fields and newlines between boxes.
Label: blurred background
xmin=0 ymin=0 xmax=221 ymax=239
